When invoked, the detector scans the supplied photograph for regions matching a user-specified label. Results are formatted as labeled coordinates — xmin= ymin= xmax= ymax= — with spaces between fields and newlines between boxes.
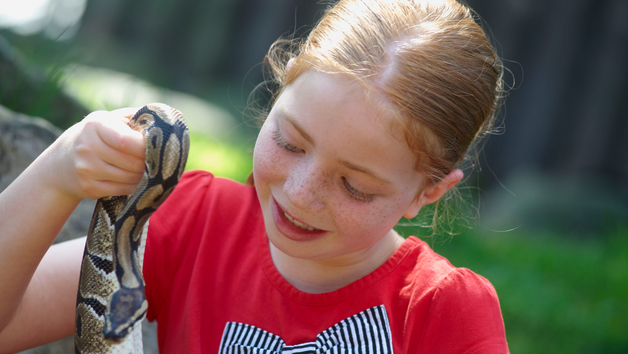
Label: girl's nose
xmin=284 ymin=164 xmax=327 ymax=213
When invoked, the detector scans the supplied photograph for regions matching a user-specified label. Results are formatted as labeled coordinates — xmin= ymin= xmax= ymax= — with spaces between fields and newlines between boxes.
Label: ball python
xmin=75 ymin=103 xmax=190 ymax=353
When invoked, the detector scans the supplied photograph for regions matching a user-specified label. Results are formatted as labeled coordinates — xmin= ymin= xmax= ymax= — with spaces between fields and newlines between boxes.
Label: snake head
xmin=103 ymin=287 xmax=148 ymax=342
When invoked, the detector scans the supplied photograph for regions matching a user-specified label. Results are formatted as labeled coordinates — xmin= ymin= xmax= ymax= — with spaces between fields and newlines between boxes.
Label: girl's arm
xmin=0 ymin=109 xmax=145 ymax=351
xmin=0 ymin=237 xmax=85 ymax=353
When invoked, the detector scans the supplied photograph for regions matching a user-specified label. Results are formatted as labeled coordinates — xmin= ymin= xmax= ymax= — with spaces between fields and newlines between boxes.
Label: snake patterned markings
xmin=74 ymin=103 xmax=189 ymax=353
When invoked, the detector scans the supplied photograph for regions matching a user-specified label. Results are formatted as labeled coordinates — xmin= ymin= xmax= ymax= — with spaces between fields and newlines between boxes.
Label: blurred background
xmin=0 ymin=0 xmax=626 ymax=353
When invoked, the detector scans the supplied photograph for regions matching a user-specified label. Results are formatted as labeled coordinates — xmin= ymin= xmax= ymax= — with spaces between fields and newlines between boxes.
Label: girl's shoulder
xmin=402 ymin=236 xmax=500 ymax=305
xmin=401 ymin=237 xmax=508 ymax=353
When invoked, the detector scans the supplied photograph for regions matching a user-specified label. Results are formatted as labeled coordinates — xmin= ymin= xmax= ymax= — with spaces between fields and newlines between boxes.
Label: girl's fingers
xmin=73 ymin=158 xmax=143 ymax=199
xmin=77 ymin=129 xmax=145 ymax=183
xmin=92 ymin=112 xmax=146 ymax=159
xmin=96 ymin=159 xmax=144 ymax=185
xmin=98 ymin=141 xmax=146 ymax=174
xmin=49 ymin=107 xmax=152 ymax=200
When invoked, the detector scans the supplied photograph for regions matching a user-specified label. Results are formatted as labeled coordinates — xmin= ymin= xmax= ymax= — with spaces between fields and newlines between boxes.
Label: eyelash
xmin=342 ymin=177 xmax=375 ymax=202
xmin=273 ymin=129 xmax=375 ymax=203
xmin=273 ymin=130 xmax=302 ymax=153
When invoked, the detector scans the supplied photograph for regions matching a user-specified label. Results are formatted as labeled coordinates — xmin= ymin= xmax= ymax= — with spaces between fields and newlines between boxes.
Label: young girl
xmin=0 ymin=0 xmax=509 ymax=352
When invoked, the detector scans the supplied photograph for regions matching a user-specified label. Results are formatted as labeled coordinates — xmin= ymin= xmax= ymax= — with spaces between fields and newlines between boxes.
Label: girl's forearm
xmin=0 ymin=108 xmax=144 ymax=335
xmin=0 ymin=148 xmax=81 ymax=333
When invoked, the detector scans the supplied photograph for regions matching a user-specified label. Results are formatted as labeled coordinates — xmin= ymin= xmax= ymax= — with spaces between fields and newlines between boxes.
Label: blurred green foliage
xmin=185 ymin=132 xmax=253 ymax=183
xmin=0 ymin=32 xmax=88 ymax=128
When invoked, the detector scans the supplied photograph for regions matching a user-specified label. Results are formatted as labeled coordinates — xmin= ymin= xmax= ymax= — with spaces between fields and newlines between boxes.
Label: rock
xmin=0 ymin=105 xmax=61 ymax=188
xmin=0 ymin=105 xmax=158 ymax=354
xmin=0 ymin=104 xmax=96 ymax=244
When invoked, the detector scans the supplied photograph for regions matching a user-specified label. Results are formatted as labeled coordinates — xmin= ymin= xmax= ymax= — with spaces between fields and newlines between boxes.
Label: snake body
xmin=75 ymin=103 xmax=189 ymax=353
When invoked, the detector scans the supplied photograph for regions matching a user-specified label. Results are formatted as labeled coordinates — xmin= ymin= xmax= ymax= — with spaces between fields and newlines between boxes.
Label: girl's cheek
xmin=253 ymin=128 xmax=285 ymax=184
xmin=334 ymin=198 xmax=404 ymax=237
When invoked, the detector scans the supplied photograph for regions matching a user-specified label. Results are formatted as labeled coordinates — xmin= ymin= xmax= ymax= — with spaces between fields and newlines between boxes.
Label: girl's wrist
xmin=34 ymin=144 xmax=85 ymax=206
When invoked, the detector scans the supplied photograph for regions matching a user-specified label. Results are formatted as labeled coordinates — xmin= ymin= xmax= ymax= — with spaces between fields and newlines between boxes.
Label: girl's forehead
xmin=278 ymin=69 xmax=408 ymax=143
xmin=272 ymin=70 xmax=422 ymax=185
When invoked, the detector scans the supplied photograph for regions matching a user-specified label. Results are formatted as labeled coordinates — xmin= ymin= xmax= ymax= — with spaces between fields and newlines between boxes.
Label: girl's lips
xmin=271 ymin=198 xmax=329 ymax=242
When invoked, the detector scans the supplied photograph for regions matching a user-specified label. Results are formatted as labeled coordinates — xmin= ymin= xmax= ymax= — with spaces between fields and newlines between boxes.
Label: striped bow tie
xmin=219 ymin=305 xmax=394 ymax=353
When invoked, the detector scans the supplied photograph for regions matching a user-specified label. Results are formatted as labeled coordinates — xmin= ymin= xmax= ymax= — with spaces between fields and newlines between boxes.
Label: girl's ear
xmin=403 ymin=169 xmax=463 ymax=219
xmin=286 ymin=58 xmax=296 ymax=72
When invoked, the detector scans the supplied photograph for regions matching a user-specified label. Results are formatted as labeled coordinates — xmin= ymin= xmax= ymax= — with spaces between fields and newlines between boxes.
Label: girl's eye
xmin=273 ymin=130 xmax=302 ymax=153
xmin=342 ymin=177 xmax=374 ymax=202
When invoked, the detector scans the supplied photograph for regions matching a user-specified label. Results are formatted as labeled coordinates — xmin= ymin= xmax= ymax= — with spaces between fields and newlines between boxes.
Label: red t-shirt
xmin=144 ymin=170 xmax=509 ymax=353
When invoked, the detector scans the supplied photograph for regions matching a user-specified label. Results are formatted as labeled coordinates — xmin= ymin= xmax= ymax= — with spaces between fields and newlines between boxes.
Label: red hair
xmin=264 ymin=0 xmax=504 ymax=188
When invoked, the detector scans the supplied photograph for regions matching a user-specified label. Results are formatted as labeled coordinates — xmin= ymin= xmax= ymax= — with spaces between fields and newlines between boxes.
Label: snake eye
xmin=140 ymin=119 xmax=148 ymax=125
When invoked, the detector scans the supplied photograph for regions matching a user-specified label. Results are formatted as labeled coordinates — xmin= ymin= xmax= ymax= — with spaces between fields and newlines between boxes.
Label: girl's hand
xmin=0 ymin=107 xmax=146 ymax=347
xmin=44 ymin=108 xmax=146 ymax=201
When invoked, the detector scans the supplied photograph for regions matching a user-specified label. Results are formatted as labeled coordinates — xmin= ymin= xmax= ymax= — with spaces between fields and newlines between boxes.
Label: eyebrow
xmin=338 ymin=160 xmax=393 ymax=186
xmin=282 ymin=112 xmax=393 ymax=187
xmin=283 ymin=114 xmax=314 ymax=145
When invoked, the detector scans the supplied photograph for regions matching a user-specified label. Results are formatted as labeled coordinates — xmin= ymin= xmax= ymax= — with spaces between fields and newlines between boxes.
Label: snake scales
xmin=74 ymin=103 xmax=189 ymax=353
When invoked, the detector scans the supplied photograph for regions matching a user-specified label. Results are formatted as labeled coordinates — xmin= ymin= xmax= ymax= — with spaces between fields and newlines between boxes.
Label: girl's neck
xmin=269 ymin=230 xmax=405 ymax=294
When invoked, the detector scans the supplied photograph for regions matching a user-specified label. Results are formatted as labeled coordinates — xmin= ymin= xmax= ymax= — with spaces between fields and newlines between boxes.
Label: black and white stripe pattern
xmin=219 ymin=305 xmax=393 ymax=353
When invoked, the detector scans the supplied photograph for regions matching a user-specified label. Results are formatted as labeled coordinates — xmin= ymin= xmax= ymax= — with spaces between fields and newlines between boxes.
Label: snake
xmin=74 ymin=103 xmax=190 ymax=353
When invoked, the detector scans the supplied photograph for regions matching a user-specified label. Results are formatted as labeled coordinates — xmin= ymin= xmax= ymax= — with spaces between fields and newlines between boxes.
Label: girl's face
xmin=253 ymin=70 xmax=425 ymax=263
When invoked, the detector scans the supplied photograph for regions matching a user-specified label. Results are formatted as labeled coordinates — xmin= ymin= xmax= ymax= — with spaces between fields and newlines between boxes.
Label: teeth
xmin=283 ymin=212 xmax=316 ymax=231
